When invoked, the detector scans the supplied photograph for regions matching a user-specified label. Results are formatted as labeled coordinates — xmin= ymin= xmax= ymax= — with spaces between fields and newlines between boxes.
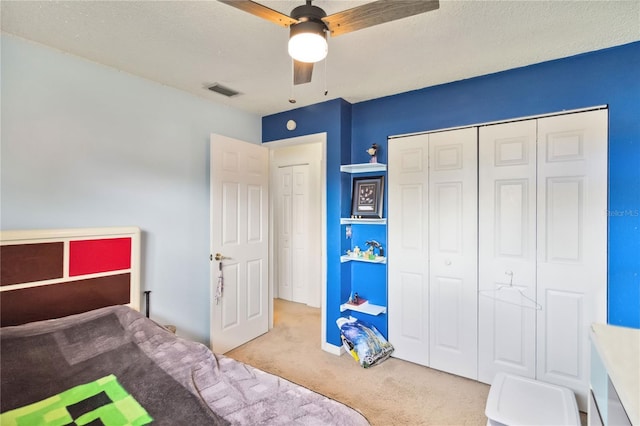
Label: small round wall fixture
xmin=286 ymin=120 xmax=297 ymax=131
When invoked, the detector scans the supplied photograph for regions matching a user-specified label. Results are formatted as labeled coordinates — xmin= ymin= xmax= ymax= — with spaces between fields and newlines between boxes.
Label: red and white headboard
xmin=0 ymin=226 xmax=141 ymax=326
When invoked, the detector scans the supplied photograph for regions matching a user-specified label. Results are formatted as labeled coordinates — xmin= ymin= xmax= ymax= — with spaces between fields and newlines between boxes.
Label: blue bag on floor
xmin=336 ymin=316 xmax=394 ymax=368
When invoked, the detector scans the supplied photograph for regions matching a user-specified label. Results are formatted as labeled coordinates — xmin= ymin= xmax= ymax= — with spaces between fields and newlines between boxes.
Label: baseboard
xmin=322 ymin=341 xmax=344 ymax=356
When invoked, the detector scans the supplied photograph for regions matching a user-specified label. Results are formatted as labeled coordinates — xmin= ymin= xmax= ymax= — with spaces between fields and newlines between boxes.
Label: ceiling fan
xmin=219 ymin=0 xmax=440 ymax=85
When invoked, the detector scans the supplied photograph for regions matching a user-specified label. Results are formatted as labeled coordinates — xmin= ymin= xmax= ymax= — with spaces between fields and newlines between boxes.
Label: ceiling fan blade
xmin=218 ymin=0 xmax=297 ymax=27
xmin=293 ymin=61 xmax=314 ymax=85
xmin=323 ymin=0 xmax=439 ymax=37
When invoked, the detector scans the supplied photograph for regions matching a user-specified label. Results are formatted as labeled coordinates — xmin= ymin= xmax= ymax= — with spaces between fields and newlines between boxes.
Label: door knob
xmin=214 ymin=253 xmax=228 ymax=261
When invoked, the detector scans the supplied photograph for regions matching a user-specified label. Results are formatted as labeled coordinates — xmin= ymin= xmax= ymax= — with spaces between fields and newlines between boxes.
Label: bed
xmin=0 ymin=227 xmax=370 ymax=426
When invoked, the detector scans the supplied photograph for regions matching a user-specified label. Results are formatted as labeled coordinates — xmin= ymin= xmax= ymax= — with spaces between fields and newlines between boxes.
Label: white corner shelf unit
xmin=340 ymin=301 xmax=387 ymax=316
xmin=340 ymin=161 xmax=388 ymax=317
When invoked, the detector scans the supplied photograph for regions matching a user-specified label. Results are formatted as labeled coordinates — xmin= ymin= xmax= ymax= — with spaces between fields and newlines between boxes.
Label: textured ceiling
xmin=2 ymin=1 xmax=639 ymax=116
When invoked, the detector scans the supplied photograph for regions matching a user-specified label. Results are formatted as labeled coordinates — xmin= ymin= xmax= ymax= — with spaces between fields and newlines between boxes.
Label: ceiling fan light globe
xmin=288 ymin=32 xmax=328 ymax=63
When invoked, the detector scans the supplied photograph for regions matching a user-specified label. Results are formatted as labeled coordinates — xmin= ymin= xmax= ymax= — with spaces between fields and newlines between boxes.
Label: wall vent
xmin=207 ymin=83 xmax=240 ymax=97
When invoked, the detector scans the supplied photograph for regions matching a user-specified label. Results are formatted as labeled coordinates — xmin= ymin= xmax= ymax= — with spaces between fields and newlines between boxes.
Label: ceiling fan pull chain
xmin=324 ymin=52 xmax=328 ymax=96
xmin=289 ymin=60 xmax=297 ymax=104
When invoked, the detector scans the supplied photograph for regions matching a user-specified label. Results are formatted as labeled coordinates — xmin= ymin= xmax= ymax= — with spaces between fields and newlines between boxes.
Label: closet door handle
xmin=445 ymin=259 xmax=452 ymax=266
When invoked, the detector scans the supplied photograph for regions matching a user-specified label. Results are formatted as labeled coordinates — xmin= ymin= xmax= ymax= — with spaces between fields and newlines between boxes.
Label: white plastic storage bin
xmin=485 ymin=372 xmax=580 ymax=426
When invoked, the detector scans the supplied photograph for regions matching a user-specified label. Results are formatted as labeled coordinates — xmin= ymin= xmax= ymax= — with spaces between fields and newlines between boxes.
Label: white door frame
xmin=264 ymin=133 xmax=328 ymax=346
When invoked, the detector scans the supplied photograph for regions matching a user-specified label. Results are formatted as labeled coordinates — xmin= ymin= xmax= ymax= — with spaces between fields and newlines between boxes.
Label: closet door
xmin=428 ymin=128 xmax=478 ymax=379
xmin=291 ymin=165 xmax=310 ymax=303
xmin=276 ymin=167 xmax=293 ymax=300
xmin=276 ymin=165 xmax=310 ymax=303
xmin=388 ymin=134 xmax=431 ymax=365
xmin=389 ymin=128 xmax=478 ymax=377
xmin=478 ymin=120 xmax=537 ymax=384
xmin=536 ymin=110 xmax=607 ymax=409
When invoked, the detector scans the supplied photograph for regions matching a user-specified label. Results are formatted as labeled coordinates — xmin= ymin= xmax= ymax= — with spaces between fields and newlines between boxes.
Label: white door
xmin=276 ymin=164 xmax=310 ymax=303
xmin=388 ymin=128 xmax=478 ymax=377
xmin=536 ymin=110 xmax=607 ymax=409
xmin=388 ymin=133 xmax=431 ymax=365
xmin=291 ymin=165 xmax=310 ymax=303
xmin=478 ymin=120 xmax=537 ymax=384
xmin=210 ymin=134 xmax=269 ymax=354
xmin=276 ymin=166 xmax=293 ymax=301
xmin=428 ymin=128 xmax=478 ymax=380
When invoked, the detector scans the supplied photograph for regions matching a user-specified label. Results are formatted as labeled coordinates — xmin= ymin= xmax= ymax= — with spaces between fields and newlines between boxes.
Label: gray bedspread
xmin=1 ymin=305 xmax=370 ymax=425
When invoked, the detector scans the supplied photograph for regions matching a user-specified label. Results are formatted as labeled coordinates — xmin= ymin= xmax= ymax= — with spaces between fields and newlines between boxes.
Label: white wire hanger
xmin=479 ymin=271 xmax=542 ymax=310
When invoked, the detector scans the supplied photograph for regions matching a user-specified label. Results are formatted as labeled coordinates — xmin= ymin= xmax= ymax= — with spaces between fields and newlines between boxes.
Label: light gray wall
xmin=1 ymin=35 xmax=262 ymax=343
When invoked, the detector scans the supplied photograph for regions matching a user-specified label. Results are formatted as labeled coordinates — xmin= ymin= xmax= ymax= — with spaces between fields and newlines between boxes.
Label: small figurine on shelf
xmin=366 ymin=143 xmax=378 ymax=163
xmin=353 ymin=245 xmax=361 ymax=257
xmin=347 ymin=292 xmax=367 ymax=306
xmin=365 ymin=240 xmax=383 ymax=258
xmin=365 ymin=246 xmax=375 ymax=260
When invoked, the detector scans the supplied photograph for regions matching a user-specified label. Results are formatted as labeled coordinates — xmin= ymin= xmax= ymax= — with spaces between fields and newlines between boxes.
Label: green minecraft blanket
xmin=1 ymin=306 xmax=371 ymax=426
xmin=1 ymin=374 xmax=152 ymax=426
xmin=0 ymin=307 xmax=228 ymax=425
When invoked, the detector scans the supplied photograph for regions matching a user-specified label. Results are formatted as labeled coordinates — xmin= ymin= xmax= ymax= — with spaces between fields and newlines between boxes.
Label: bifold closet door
xmin=478 ymin=120 xmax=537 ymax=384
xmin=536 ymin=110 xmax=607 ymax=409
xmin=276 ymin=166 xmax=293 ymax=300
xmin=389 ymin=128 xmax=478 ymax=379
xmin=388 ymin=133 xmax=431 ymax=366
xmin=291 ymin=165 xmax=310 ymax=303
xmin=390 ymin=109 xmax=606 ymax=403
xmin=478 ymin=110 xmax=607 ymax=410
xmin=276 ymin=165 xmax=310 ymax=303
xmin=428 ymin=128 xmax=478 ymax=379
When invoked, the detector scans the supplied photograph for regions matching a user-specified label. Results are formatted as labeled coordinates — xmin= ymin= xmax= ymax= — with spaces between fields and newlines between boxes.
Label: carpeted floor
xmin=226 ymin=299 xmax=490 ymax=425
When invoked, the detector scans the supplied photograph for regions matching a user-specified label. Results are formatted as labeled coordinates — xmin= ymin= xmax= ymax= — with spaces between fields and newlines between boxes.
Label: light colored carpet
xmin=226 ymin=299 xmax=490 ymax=425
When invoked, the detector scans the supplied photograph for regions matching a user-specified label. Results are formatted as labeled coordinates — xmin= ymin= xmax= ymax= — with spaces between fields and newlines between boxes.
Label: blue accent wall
xmin=264 ymin=41 xmax=640 ymax=347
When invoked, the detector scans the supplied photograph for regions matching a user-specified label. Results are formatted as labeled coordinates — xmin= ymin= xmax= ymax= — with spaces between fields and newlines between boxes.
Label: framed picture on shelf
xmin=350 ymin=175 xmax=384 ymax=218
